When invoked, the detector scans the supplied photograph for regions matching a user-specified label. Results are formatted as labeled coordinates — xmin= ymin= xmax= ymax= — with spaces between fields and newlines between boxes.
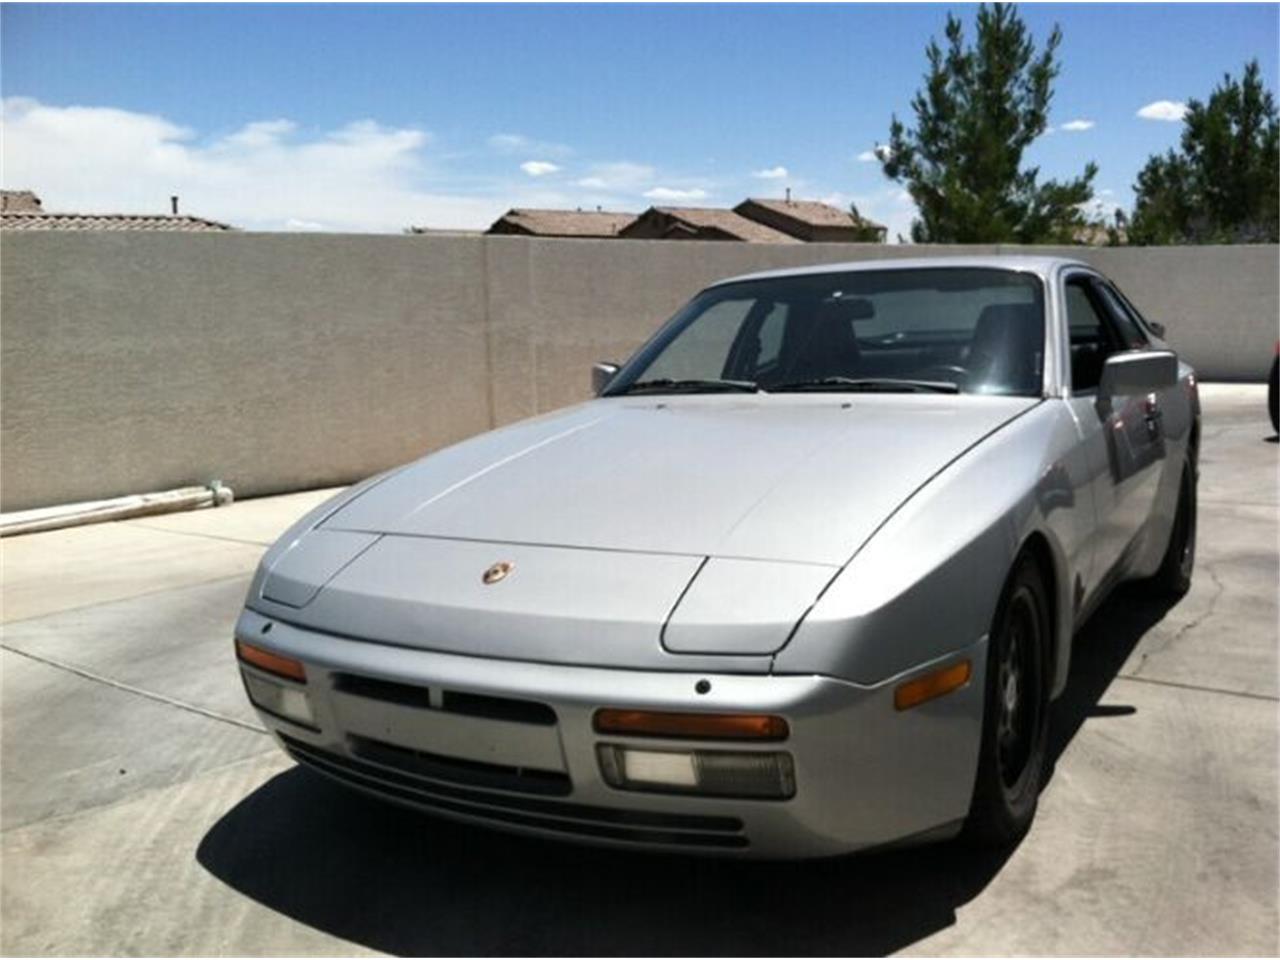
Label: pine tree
xmin=1130 ymin=61 xmax=1279 ymax=245
xmin=880 ymin=4 xmax=1097 ymax=244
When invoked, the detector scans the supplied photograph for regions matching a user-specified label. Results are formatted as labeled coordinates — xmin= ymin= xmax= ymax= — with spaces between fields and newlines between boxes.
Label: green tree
xmin=1130 ymin=61 xmax=1279 ymax=245
xmin=880 ymin=4 xmax=1097 ymax=244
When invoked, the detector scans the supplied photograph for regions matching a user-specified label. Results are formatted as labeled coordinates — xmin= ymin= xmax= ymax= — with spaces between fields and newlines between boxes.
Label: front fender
xmin=244 ymin=463 xmax=410 ymax=612
xmin=774 ymin=401 xmax=1091 ymax=699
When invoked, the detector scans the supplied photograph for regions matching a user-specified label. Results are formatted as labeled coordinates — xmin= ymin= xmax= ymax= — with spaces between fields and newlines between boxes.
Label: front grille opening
xmin=332 ymin=673 xmax=432 ymax=709
xmin=441 ymin=690 xmax=557 ymax=726
xmin=349 ymin=734 xmax=572 ymax=797
xmin=281 ymin=735 xmax=747 ymax=849
xmin=330 ymin=674 xmax=557 ymax=728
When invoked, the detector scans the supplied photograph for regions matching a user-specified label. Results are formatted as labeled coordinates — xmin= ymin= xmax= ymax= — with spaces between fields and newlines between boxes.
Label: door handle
xmin=1142 ymin=396 xmax=1163 ymax=438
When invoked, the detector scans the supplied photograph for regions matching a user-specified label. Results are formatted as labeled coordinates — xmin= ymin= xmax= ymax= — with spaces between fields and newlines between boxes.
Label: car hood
xmin=323 ymin=393 xmax=1038 ymax=566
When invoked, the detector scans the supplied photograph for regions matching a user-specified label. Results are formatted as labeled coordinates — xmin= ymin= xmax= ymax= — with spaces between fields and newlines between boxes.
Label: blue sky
xmin=2 ymin=3 xmax=1277 ymax=237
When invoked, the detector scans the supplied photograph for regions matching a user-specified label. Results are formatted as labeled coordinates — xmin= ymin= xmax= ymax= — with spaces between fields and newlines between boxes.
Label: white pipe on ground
xmin=0 ymin=483 xmax=234 ymax=538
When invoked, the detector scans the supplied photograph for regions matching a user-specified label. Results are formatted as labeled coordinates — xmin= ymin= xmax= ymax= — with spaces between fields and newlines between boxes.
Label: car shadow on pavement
xmin=1043 ymin=583 xmax=1178 ymax=785
xmin=196 ymin=585 xmax=1180 ymax=957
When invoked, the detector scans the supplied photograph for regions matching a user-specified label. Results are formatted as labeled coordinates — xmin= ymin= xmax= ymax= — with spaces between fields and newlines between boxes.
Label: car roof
xmin=709 ymin=254 xmax=1093 ymax=288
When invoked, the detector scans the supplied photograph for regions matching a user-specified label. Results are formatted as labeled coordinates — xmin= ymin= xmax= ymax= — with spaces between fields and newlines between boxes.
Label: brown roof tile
xmin=0 ymin=212 xmax=235 ymax=232
xmin=644 ymin=207 xmax=799 ymax=243
xmin=487 ymin=208 xmax=636 ymax=237
xmin=738 ymin=198 xmax=885 ymax=231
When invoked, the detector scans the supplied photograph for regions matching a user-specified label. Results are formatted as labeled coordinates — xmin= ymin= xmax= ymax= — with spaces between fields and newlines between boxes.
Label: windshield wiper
xmin=767 ymin=377 xmax=960 ymax=394
xmin=616 ymin=377 xmax=761 ymax=395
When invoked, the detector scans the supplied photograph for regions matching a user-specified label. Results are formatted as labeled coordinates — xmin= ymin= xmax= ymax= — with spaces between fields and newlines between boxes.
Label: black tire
xmin=965 ymin=552 xmax=1052 ymax=847
xmin=1146 ymin=459 xmax=1197 ymax=597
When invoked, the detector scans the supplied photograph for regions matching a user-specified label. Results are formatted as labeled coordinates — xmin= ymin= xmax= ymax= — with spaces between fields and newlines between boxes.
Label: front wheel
xmin=965 ymin=553 xmax=1052 ymax=846
xmin=1146 ymin=460 xmax=1196 ymax=598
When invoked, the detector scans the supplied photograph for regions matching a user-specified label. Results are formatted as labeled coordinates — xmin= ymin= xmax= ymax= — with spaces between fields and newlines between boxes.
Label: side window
xmin=1093 ymin=282 xmax=1149 ymax=349
xmin=1111 ymin=286 xmax=1160 ymax=340
xmin=1064 ymin=278 xmax=1117 ymax=392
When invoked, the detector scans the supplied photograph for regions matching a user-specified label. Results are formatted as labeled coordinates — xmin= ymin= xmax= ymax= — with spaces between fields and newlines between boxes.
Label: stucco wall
xmin=2 ymin=232 xmax=1275 ymax=511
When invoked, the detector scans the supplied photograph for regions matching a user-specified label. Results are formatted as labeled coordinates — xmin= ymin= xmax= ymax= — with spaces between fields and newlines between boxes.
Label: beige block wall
xmin=2 ymin=233 xmax=1275 ymax=511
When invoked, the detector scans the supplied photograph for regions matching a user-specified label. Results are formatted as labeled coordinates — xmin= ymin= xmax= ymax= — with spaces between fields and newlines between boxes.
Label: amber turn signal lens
xmin=894 ymin=659 xmax=971 ymax=711
xmin=594 ymin=709 xmax=788 ymax=741
xmin=236 ymin=639 xmax=307 ymax=683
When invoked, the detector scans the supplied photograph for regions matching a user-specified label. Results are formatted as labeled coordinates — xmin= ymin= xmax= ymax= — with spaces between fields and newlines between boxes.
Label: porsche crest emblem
xmin=482 ymin=561 xmax=514 ymax=585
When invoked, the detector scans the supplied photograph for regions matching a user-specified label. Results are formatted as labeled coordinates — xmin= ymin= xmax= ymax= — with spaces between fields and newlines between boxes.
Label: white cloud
xmin=225 ymin=119 xmax=298 ymax=147
xmin=0 ymin=98 xmax=596 ymax=231
xmin=520 ymin=160 xmax=560 ymax=177
xmin=488 ymin=132 xmax=570 ymax=157
xmin=573 ymin=162 xmax=655 ymax=191
xmin=1137 ymin=100 xmax=1188 ymax=122
xmin=1079 ymin=197 xmax=1123 ymax=221
xmin=1059 ymin=119 xmax=1095 ymax=132
xmin=643 ymin=186 xmax=709 ymax=202
xmin=752 ymin=165 xmax=788 ymax=179
xmin=858 ymin=144 xmax=893 ymax=163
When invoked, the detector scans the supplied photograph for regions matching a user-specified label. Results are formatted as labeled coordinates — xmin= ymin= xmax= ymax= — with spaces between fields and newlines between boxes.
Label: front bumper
xmin=235 ymin=608 xmax=987 ymax=858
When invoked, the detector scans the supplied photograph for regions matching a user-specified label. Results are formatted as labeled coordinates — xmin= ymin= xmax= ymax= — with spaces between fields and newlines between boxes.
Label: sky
xmin=2 ymin=3 xmax=1277 ymax=239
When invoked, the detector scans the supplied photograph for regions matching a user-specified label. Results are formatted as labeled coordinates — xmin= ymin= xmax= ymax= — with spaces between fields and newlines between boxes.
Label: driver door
xmin=1063 ymin=271 xmax=1167 ymax=593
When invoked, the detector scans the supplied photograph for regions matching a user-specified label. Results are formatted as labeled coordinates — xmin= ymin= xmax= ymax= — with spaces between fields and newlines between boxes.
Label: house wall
xmin=2 ymin=232 xmax=1275 ymax=511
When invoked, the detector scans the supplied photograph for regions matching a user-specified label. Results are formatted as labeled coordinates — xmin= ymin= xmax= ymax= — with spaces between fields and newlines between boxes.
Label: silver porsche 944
xmin=235 ymin=256 xmax=1199 ymax=858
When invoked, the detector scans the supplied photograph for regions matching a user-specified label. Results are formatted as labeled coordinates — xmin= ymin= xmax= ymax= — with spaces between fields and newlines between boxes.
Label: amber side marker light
xmin=594 ymin=709 xmax=788 ymax=741
xmin=236 ymin=639 xmax=307 ymax=683
xmin=894 ymin=659 xmax=971 ymax=711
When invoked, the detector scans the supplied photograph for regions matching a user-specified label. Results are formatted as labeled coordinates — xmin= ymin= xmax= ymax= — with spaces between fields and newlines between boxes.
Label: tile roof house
xmin=0 ymin=190 xmax=235 ymax=232
xmin=619 ymin=206 xmax=799 ymax=243
xmin=1 ymin=212 xmax=235 ymax=232
xmin=1072 ymin=221 xmax=1127 ymax=247
xmin=1 ymin=190 xmax=44 ymax=213
xmin=486 ymin=208 xmax=637 ymax=238
xmin=734 ymin=197 xmax=887 ymax=243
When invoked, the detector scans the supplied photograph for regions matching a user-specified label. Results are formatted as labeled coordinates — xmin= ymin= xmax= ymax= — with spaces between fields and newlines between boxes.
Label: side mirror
xmin=592 ymin=362 xmax=620 ymax=397
xmin=1099 ymin=350 xmax=1178 ymax=397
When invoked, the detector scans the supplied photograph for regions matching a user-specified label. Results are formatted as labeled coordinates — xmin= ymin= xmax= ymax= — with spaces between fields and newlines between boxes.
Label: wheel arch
xmin=1015 ymin=530 xmax=1069 ymax=699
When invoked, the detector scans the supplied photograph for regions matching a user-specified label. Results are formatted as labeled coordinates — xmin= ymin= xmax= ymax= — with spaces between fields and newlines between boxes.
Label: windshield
xmin=607 ymin=267 xmax=1046 ymax=397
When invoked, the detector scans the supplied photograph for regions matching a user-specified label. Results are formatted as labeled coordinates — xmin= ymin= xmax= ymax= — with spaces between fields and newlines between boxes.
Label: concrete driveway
xmin=2 ymin=384 xmax=1276 ymax=956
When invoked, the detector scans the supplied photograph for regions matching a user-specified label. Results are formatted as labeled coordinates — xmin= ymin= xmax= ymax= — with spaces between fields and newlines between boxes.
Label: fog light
xmin=242 ymin=670 xmax=317 ymax=729
xmin=597 ymin=745 xmax=795 ymax=799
